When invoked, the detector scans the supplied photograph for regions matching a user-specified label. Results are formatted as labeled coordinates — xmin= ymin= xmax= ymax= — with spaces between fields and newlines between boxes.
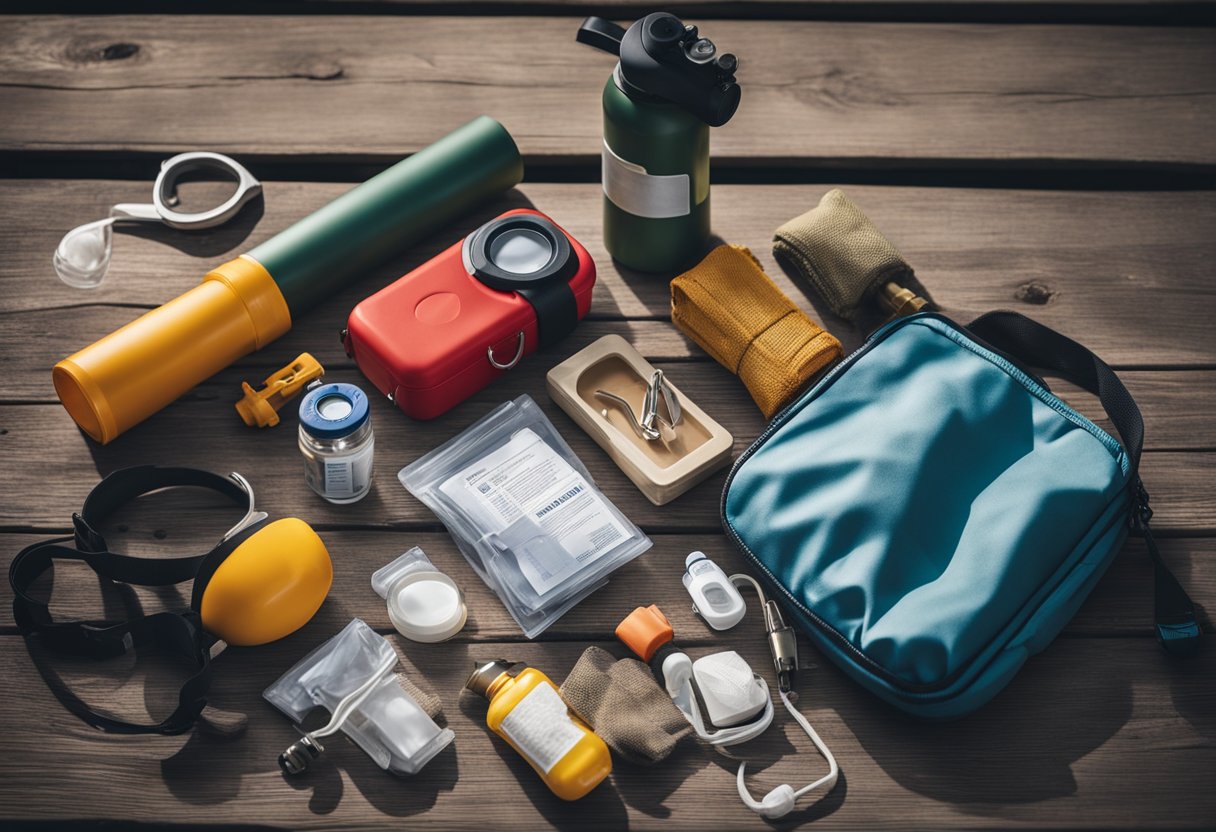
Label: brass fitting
xmin=879 ymin=282 xmax=929 ymax=317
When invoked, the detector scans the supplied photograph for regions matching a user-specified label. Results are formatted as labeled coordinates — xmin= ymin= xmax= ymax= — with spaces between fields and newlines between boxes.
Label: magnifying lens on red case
xmin=54 ymin=151 xmax=262 ymax=289
xmin=461 ymin=213 xmax=578 ymax=289
xmin=461 ymin=213 xmax=581 ymax=363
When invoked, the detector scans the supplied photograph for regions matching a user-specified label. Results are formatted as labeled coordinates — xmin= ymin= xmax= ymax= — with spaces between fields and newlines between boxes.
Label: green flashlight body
xmin=253 ymin=115 xmax=523 ymax=317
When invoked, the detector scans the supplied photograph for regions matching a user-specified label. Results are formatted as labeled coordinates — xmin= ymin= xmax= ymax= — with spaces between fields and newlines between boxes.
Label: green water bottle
xmin=577 ymin=14 xmax=741 ymax=273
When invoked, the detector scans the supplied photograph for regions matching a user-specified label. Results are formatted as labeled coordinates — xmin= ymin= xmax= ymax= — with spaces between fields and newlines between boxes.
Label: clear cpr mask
xmin=265 ymin=619 xmax=454 ymax=776
xmin=54 ymin=151 xmax=261 ymax=289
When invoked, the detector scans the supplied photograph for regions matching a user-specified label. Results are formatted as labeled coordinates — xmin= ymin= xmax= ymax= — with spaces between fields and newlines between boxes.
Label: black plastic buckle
xmin=77 ymin=624 xmax=134 ymax=659
xmin=72 ymin=512 xmax=109 ymax=553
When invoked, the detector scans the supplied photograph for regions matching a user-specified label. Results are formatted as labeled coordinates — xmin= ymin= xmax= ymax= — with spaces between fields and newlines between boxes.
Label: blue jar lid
xmin=299 ymin=382 xmax=369 ymax=439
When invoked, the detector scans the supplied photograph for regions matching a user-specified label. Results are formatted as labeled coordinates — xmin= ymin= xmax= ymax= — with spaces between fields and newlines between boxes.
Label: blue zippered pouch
xmin=723 ymin=311 xmax=1199 ymax=718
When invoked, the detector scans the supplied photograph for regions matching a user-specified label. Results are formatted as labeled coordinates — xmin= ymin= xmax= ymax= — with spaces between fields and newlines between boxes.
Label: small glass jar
xmin=298 ymin=382 xmax=374 ymax=504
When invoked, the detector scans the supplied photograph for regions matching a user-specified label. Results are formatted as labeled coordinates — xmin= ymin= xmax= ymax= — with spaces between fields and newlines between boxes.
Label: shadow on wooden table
xmin=842 ymin=645 xmax=1134 ymax=809
xmin=119 ymin=191 xmax=264 ymax=259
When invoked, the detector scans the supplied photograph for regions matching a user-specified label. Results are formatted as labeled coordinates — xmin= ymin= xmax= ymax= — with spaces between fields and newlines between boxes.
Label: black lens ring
xmin=466 ymin=215 xmax=577 ymax=291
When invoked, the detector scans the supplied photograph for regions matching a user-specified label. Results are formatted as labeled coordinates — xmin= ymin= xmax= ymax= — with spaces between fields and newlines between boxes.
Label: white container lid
xmin=372 ymin=548 xmax=467 ymax=643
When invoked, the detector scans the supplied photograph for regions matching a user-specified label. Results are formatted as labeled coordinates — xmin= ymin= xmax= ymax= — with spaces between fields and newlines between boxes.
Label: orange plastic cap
xmin=615 ymin=604 xmax=673 ymax=662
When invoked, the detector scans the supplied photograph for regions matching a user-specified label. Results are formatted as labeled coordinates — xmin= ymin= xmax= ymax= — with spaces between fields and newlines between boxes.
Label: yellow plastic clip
xmin=235 ymin=353 xmax=325 ymax=428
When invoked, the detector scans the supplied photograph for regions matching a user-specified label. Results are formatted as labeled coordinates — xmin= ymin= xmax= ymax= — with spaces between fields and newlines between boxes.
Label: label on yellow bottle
xmin=499 ymin=682 xmax=584 ymax=773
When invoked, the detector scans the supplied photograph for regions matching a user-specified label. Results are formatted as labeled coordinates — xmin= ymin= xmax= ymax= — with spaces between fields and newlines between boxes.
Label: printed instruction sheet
xmin=438 ymin=428 xmax=628 ymax=595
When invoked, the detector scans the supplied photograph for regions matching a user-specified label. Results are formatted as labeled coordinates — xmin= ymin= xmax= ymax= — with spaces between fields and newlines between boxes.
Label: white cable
xmin=735 ymin=689 xmax=840 ymax=818
xmin=728 ymin=571 xmax=842 ymax=819
xmin=309 ymin=651 xmax=397 ymax=742
xmin=728 ymin=572 xmax=767 ymax=603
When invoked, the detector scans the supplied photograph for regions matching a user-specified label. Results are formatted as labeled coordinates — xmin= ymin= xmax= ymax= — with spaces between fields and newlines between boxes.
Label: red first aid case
xmin=344 ymin=208 xmax=596 ymax=420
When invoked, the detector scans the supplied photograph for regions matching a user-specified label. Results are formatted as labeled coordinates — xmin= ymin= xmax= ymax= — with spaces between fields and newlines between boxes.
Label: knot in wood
xmin=1015 ymin=281 xmax=1056 ymax=305
xmin=99 ymin=43 xmax=140 ymax=61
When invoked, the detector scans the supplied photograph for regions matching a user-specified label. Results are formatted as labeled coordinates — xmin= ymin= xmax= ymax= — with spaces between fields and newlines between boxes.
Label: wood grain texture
xmin=0 ymin=17 xmax=1213 ymax=167
xmin=2 ymin=181 xmax=1214 ymax=369
xmin=2 ymin=3 xmax=1214 ymax=827
xmin=0 ymin=635 xmax=1211 ymax=830
xmin=0 ymin=390 xmax=1212 ymax=533
xmin=2 ymin=528 xmax=1211 ymax=640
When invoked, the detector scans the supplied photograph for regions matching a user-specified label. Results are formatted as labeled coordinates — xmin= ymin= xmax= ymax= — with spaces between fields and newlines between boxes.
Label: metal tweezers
xmin=596 ymin=369 xmax=683 ymax=441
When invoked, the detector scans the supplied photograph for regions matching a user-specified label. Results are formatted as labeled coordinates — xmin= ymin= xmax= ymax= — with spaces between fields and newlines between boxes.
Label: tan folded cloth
xmin=561 ymin=646 xmax=692 ymax=766
xmin=773 ymin=188 xmax=915 ymax=321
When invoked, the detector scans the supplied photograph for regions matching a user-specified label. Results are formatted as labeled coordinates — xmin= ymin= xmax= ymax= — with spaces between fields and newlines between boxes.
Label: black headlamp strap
xmin=74 ymin=465 xmax=250 ymax=554
xmin=8 ymin=466 xmax=251 ymax=734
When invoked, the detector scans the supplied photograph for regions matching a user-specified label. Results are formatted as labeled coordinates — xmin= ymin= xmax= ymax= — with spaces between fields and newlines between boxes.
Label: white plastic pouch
xmin=264 ymin=619 xmax=454 ymax=775
xmin=399 ymin=395 xmax=652 ymax=638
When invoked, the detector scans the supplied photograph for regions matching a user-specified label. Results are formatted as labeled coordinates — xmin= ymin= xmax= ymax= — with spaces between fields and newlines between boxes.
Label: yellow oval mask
xmin=196 ymin=517 xmax=333 ymax=646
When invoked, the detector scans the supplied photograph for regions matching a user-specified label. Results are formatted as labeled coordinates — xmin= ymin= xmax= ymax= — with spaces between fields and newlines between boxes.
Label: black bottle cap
xmin=577 ymin=12 xmax=741 ymax=127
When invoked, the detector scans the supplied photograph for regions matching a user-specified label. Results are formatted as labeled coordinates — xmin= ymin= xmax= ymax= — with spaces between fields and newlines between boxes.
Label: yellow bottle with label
xmin=466 ymin=660 xmax=611 ymax=800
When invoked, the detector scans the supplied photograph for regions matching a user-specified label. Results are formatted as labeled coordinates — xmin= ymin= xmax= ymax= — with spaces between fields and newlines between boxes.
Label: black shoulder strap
xmin=966 ymin=311 xmax=1200 ymax=656
xmin=8 ymin=466 xmax=250 ymax=734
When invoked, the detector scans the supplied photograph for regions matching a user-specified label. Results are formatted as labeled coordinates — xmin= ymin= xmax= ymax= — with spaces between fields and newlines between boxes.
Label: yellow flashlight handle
xmin=53 ymin=256 xmax=291 ymax=445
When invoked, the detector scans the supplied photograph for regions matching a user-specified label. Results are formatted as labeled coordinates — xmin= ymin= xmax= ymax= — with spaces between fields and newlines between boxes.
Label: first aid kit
xmin=724 ymin=311 xmax=1201 ymax=719
xmin=345 ymin=208 xmax=596 ymax=420
xmin=21 ymin=19 xmax=1206 ymax=823
xmin=9 ymin=466 xmax=333 ymax=734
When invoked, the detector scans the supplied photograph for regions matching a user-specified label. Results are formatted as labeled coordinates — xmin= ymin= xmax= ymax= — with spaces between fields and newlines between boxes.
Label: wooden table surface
xmin=1 ymin=3 xmax=1214 ymax=830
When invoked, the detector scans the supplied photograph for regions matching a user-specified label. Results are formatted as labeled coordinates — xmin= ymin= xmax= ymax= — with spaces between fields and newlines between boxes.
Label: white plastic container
xmin=372 ymin=548 xmax=467 ymax=643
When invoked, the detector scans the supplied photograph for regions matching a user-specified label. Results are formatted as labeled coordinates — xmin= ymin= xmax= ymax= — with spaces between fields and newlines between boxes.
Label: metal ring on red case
xmin=487 ymin=331 xmax=526 ymax=370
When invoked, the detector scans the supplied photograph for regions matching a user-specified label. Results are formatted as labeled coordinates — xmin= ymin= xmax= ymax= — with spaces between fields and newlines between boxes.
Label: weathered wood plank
xmin=0 ymin=635 xmax=1210 ymax=829
xmin=3 ymin=181 xmax=1214 ymax=372
xmin=7 ymin=338 xmax=1213 ymax=451
xmin=0 ymin=385 xmax=1212 ymax=533
xmin=2 ymin=527 xmax=1209 ymax=640
xmin=0 ymin=18 xmax=1213 ymax=168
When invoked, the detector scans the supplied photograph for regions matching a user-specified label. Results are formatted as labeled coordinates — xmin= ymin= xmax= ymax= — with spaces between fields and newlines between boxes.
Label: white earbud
xmin=753 ymin=783 xmax=797 ymax=819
